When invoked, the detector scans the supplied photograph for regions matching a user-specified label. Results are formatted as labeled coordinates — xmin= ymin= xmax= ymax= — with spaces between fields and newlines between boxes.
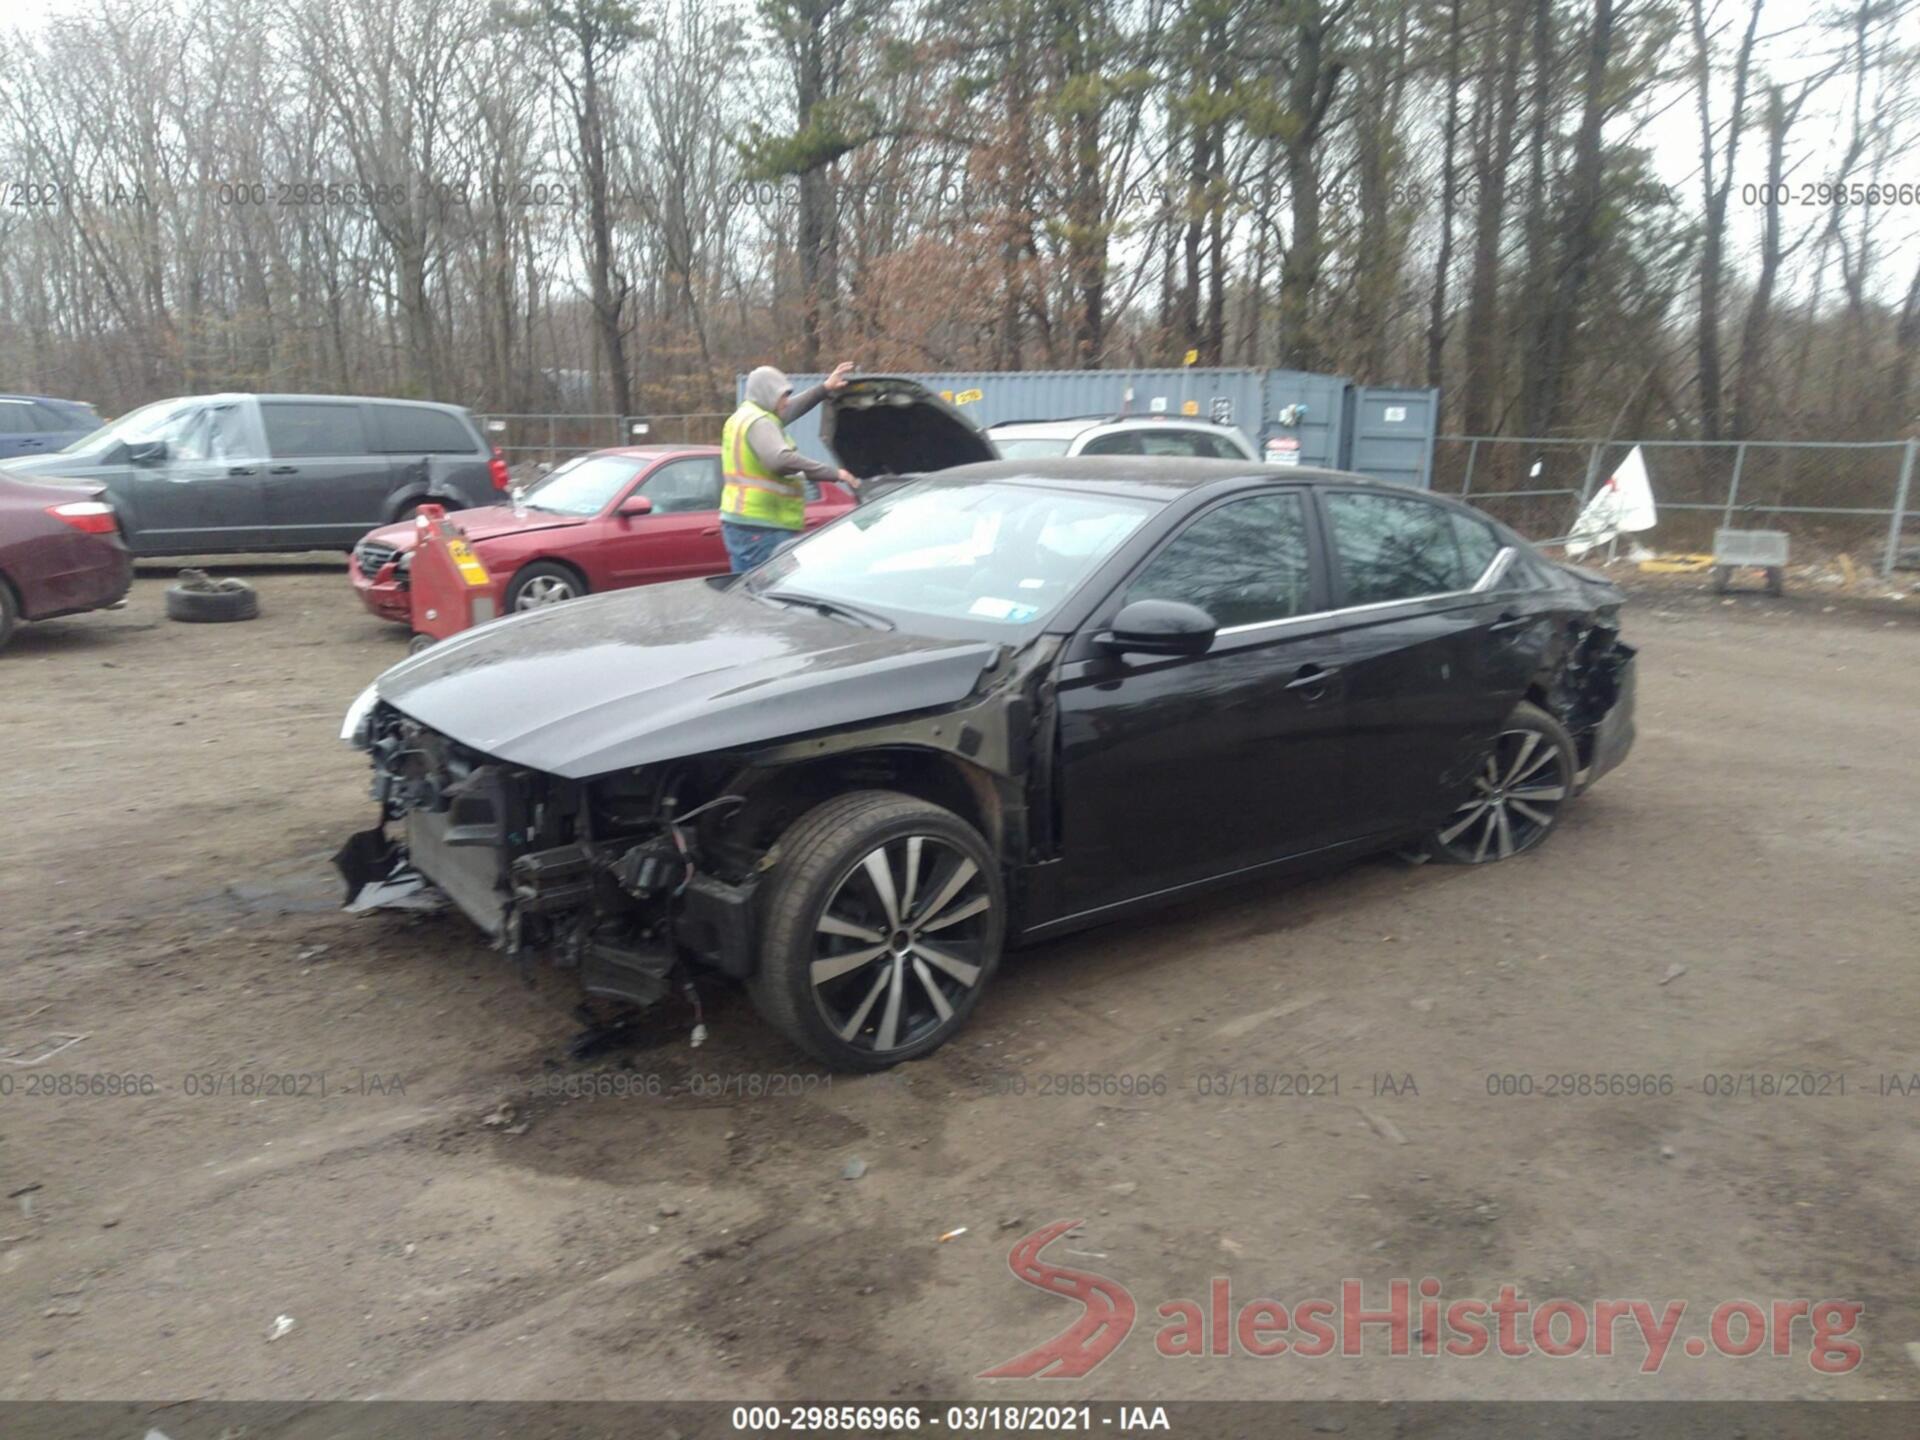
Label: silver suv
xmin=987 ymin=415 xmax=1260 ymax=462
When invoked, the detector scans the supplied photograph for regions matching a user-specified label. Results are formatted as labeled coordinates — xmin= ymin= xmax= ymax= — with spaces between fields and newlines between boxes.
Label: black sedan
xmin=339 ymin=459 xmax=1635 ymax=1070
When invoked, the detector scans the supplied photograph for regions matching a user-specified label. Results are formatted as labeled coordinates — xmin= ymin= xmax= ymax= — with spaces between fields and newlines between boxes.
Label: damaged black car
xmin=338 ymin=394 xmax=1634 ymax=1070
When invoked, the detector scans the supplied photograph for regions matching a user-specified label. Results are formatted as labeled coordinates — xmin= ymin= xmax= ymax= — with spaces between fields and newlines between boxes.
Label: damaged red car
xmin=347 ymin=445 xmax=855 ymax=622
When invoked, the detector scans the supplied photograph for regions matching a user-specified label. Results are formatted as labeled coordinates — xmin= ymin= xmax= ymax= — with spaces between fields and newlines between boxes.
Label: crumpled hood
xmin=373 ymin=578 xmax=1000 ymax=778
xmin=362 ymin=503 xmax=586 ymax=554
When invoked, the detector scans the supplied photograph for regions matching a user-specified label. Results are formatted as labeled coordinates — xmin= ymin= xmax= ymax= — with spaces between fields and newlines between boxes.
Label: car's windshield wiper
xmin=761 ymin=589 xmax=895 ymax=630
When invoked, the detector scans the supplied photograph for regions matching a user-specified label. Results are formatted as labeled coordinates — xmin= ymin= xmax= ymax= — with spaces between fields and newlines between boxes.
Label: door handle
xmin=1286 ymin=663 xmax=1341 ymax=700
xmin=1490 ymin=612 xmax=1531 ymax=635
xmin=269 ymin=465 xmax=298 ymax=475
xmin=227 ymin=466 xmax=256 ymax=476
xmin=701 ymin=526 xmax=719 ymax=536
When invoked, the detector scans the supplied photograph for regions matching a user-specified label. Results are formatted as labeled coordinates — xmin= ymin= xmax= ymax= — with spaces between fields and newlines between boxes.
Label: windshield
xmin=519 ymin=454 xmax=639 ymax=515
xmin=747 ymin=478 xmax=1154 ymax=630
xmin=991 ymin=436 xmax=1074 ymax=460
xmin=60 ymin=398 xmax=194 ymax=456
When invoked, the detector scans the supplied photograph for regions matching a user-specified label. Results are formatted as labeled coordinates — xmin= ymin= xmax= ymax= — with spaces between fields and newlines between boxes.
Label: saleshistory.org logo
xmin=980 ymin=1221 xmax=1864 ymax=1378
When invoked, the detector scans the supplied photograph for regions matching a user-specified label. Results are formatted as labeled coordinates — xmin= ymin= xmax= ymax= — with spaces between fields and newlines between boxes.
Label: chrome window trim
xmin=1213 ymin=546 xmax=1517 ymax=638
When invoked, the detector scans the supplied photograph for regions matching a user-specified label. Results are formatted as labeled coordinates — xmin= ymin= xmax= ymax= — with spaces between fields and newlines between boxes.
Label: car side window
xmin=165 ymin=408 xmax=215 ymax=462
xmin=0 ymin=401 xmax=33 ymax=432
xmin=29 ymin=402 xmax=76 ymax=432
xmin=642 ymin=456 xmax=724 ymax=513
xmin=262 ymin=402 xmax=371 ymax=458
xmin=1080 ymin=430 xmax=1142 ymax=457
xmin=1125 ymin=492 xmax=1312 ymax=629
xmin=1450 ymin=511 xmax=1502 ymax=582
xmin=372 ymin=405 xmax=476 ymax=454
xmin=1324 ymin=491 xmax=1470 ymax=605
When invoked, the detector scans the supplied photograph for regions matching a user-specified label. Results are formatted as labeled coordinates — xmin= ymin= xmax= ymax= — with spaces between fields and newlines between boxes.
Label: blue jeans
xmin=722 ymin=519 xmax=790 ymax=572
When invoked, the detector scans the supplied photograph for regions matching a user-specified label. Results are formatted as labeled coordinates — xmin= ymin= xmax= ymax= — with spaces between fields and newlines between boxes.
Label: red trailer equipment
xmin=406 ymin=505 xmax=498 ymax=652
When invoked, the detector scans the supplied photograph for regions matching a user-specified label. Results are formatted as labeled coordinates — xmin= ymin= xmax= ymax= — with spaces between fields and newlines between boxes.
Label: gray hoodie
xmin=730 ymin=365 xmax=840 ymax=526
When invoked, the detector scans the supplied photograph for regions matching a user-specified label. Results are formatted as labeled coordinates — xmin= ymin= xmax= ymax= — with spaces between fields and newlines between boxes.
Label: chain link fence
xmin=1436 ymin=436 xmax=1918 ymax=576
xmin=475 ymin=414 xmax=1919 ymax=576
xmin=478 ymin=412 xmax=729 ymax=470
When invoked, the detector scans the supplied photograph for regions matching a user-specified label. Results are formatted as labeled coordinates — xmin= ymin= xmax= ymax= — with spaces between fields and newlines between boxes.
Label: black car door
xmin=1045 ymin=489 xmax=1349 ymax=922
xmin=1313 ymin=488 xmax=1524 ymax=836
xmin=260 ymin=401 xmax=392 ymax=548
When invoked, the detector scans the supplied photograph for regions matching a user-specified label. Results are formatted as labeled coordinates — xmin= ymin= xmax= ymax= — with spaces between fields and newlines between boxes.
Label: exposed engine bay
xmin=334 ymin=632 xmax=1055 ymax=1014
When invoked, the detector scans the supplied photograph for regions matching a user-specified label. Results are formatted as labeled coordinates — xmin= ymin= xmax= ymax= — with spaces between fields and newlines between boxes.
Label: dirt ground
xmin=2 ymin=557 xmax=1918 ymax=1406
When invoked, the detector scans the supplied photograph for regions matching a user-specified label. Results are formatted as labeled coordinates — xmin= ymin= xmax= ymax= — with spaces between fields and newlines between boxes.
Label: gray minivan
xmin=0 ymin=393 xmax=507 ymax=555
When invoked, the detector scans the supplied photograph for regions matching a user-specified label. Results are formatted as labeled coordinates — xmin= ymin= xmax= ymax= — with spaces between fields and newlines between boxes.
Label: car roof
xmin=251 ymin=394 xmax=473 ymax=412
xmin=0 ymin=393 xmax=89 ymax=405
xmin=592 ymin=444 xmax=719 ymax=458
xmin=118 ymin=392 xmax=474 ymax=413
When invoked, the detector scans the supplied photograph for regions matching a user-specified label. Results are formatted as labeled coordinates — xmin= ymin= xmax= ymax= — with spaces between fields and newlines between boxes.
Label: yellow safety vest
xmin=721 ymin=402 xmax=807 ymax=530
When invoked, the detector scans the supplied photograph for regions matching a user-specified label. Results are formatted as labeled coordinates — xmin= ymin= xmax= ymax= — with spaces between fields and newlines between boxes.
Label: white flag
xmin=1566 ymin=446 xmax=1658 ymax=556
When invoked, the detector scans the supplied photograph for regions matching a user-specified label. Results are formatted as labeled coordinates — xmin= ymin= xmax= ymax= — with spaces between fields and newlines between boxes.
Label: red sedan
xmin=348 ymin=445 xmax=854 ymax=623
xmin=0 ymin=471 xmax=133 ymax=650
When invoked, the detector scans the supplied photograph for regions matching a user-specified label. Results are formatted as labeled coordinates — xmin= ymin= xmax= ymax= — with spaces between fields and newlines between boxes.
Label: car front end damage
xmin=334 ymin=635 xmax=1052 ymax=1014
xmin=1546 ymin=571 xmax=1637 ymax=788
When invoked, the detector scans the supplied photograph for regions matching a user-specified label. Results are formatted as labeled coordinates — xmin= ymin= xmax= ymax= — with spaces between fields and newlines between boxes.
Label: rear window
xmin=1079 ymin=431 xmax=1142 ymax=457
xmin=371 ymin=404 xmax=478 ymax=454
xmin=992 ymin=436 xmax=1073 ymax=460
xmin=262 ymin=402 xmax=371 ymax=458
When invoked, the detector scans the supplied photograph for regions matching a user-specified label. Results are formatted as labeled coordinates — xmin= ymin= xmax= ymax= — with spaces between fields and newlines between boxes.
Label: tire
xmin=1423 ymin=701 xmax=1576 ymax=865
xmin=504 ymin=560 xmax=587 ymax=612
xmin=0 ymin=577 xmax=17 ymax=652
xmin=1713 ymin=565 xmax=1732 ymax=594
xmin=165 ymin=576 xmax=259 ymax=623
xmin=748 ymin=790 xmax=1005 ymax=1071
xmin=1765 ymin=565 xmax=1784 ymax=597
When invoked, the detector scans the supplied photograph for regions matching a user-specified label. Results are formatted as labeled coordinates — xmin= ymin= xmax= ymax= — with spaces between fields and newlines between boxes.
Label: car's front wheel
xmin=505 ymin=561 xmax=587 ymax=611
xmin=1424 ymin=701 xmax=1576 ymax=864
xmin=749 ymin=791 xmax=1004 ymax=1071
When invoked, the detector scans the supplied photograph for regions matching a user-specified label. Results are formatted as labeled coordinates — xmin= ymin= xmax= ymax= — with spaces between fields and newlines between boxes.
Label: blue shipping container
xmin=738 ymin=366 xmax=1437 ymax=488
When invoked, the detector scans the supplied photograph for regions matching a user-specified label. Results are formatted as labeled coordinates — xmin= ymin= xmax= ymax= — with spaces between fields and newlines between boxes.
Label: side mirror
xmin=1100 ymin=598 xmax=1217 ymax=657
xmin=618 ymin=494 xmax=653 ymax=517
xmin=126 ymin=439 xmax=168 ymax=464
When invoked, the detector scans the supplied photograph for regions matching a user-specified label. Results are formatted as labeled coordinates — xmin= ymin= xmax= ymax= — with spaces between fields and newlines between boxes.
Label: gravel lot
xmin=2 ymin=559 xmax=1917 ymax=1405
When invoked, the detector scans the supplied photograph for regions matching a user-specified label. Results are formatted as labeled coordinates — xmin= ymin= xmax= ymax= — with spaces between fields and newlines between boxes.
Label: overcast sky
xmin=4 ymin=0 xmax=1915 ymax=295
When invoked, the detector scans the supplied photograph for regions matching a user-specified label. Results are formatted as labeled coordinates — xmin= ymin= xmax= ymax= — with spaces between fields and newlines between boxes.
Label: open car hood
xmin=821 ymin=376 xmax=998 ymax=479
xmin=371 ymin=577 xmax=999 ymax=779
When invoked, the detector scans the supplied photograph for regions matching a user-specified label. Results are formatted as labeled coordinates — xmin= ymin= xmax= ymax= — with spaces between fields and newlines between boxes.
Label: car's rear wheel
xmin=505 ymin=561 xmax=586 ymax=612
xmin=749 ymin=791 xmax=1004 ymax=1071
xmin=0 ymin=577 xmax=18 ymax=652
xmin=1425 ymin=701 xmax=1575 ymax=864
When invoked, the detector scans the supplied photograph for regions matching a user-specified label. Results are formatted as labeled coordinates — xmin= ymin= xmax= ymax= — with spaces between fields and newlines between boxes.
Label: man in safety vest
xmin=720 ymin=361 xmax=860 ymax=571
